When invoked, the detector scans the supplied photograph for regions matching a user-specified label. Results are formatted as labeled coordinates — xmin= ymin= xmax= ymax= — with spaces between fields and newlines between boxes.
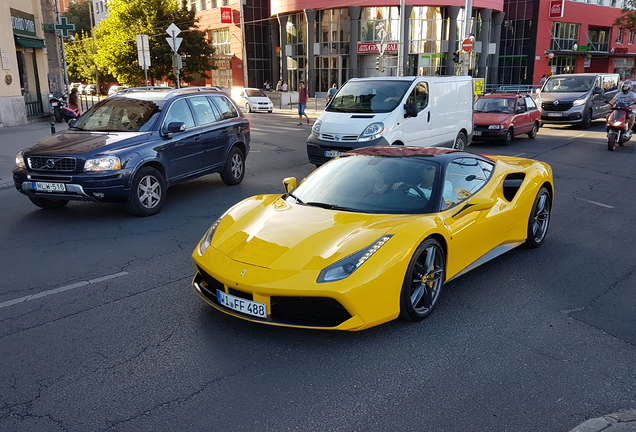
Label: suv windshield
xmin=543 ymin=76 xmax=594 ymax=92
xmin=73 ymin=98 xmax=160 ymax=132
xmin=326 ymin=80 xmax=411 ymax=113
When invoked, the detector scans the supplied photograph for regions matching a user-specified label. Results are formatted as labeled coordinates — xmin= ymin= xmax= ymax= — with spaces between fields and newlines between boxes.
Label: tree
xmin=62 ymin=0 xmax=92 ymax=36
xmin=94 ymin=0 xmax=214 ymax=86
xmin=614 ymin=2 xmax=636 ymax=32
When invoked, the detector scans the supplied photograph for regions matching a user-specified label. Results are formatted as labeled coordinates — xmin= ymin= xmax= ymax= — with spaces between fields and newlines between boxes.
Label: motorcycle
xmin=606 ymin=102 xmax=635 ymax=151
xmin=48 ymin=92 xmax=80 ymax=124
xmin=48 ymin=92 xmax=64 ymax=123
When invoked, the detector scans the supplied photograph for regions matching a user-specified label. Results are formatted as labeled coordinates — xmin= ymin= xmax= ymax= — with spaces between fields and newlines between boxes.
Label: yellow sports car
xmin=192 ymin=147 xmax=553 ymax=331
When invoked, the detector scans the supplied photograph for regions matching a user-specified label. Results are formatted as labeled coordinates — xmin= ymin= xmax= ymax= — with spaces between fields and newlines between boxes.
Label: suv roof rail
xmin=163 ymin=86 xmax=224 ymax=98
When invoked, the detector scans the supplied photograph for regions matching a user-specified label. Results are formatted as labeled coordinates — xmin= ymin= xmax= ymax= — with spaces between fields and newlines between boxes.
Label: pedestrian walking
xmin=276 ymin=80 xmax=282 ymax=91
xmin=297 ymin=81 xmax=310 ymax=126
xmin=282 ymin=81 xmax=288 ymax=92
xmin=327 ymin=83 xmax=338 ymax=103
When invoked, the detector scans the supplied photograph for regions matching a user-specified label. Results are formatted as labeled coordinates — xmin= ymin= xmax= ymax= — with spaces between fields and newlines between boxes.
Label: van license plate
xmin=547 ymin=112 xmax=563 ymax=117
xmin=324 ymin=150 xmax=343 ymax=158
xmin=33 ymin=182 xmax=66 ymax=192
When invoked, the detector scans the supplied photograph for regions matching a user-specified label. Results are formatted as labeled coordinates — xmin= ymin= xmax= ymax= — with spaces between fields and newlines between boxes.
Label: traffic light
xmin=181 ymin=56 xmax=187 ymax=68
xmin=375 ymin=56 xmax=380 ymax=70
xmin=452 ymin=51 xmax=460 ymax=63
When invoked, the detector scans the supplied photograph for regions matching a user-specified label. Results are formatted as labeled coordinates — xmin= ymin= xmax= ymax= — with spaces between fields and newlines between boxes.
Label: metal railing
xmin=483 ymin=84 xmax=542 ymax=94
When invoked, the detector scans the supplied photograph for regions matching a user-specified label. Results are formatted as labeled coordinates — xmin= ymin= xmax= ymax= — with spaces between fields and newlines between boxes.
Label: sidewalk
xmin=0 ymin=121 xmax=62 ymax=190
xmin=569 ymin=409 xmax=636 ymax=432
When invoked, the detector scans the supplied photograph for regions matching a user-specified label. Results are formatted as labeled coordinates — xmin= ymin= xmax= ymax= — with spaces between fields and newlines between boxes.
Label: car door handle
xmin=193 ymin=134 xmax=201 ymax=141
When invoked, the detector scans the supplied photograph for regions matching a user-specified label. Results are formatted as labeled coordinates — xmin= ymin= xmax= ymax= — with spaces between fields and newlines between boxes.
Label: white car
xmin=108 ymin=85 xmax=129 ymax=96
xmin=231 ymin=88 xmax=274 ymax=113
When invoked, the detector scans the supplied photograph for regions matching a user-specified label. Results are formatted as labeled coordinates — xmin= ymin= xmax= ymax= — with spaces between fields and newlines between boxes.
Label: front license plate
xmin=547 ymin=112 xmax=563 ymax=117
xmin=216 ymin=290 xmax=267 ymax=318
xmin=324 ymin=150 xmax=343 ymax=158
xmin=473 ymin=131 xmax=482 ymax=136
xmin=33 ymin=182 xmax=66 ymax=192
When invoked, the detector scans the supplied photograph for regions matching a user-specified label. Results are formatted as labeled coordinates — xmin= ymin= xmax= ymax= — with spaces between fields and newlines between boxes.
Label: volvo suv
xmin=13 ymin=87 xmax=250 ymax=216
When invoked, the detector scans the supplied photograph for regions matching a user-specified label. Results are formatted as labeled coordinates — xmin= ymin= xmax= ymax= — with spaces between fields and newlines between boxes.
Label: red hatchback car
xmin=473 ymin=94 xmax=542 ymax=146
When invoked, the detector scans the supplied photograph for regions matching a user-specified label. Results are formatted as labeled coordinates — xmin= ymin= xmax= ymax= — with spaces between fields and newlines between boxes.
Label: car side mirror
xmin=404 ymin=102 xmax=418 ymax=118
xmin=594 ymin=87 xmax=603 ymax=95
xmin=283 ymin=177 xmax=297 ymax=193
xmin=165 ymin=121 xmax=186 ymax=134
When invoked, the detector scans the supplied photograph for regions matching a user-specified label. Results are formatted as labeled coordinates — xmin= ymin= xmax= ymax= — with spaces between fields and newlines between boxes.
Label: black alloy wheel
xmin=220 ymin=147 xmax=245 ymax=185
xmin=125 ymin=166 xmax=166 ymax=216
xmin=523 ymin=186 xmax=551 ymax=248
xmin=400 ymin=238 xmax=446 ymax=321
xmin=581 ymin=109 xmax=593 ymax=129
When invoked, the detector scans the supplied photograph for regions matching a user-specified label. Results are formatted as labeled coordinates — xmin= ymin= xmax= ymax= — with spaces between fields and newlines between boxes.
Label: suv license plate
xmin=33 ymin=182 xmax=66 ymax=192
xmin=324 ymin=150 xmax=343 ymax=158
xmin=217 ymin=290 xmax=267 ymax=318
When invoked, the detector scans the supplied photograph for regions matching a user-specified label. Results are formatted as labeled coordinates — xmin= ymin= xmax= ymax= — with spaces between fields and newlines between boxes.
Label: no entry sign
xmin=462 ymin=38 xmax=474 ymax=52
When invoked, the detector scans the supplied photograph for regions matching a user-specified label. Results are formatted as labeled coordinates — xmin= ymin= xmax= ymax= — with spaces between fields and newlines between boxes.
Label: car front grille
xmin=320 ymin=133 xmax=359 ymax=142
xmin=28 ymin=156 xmax=77 ymax=172
xmin=541 ymin=102 xmax=573 ymax=112
xmin=195 ymin=267 xmax=352 ymax=328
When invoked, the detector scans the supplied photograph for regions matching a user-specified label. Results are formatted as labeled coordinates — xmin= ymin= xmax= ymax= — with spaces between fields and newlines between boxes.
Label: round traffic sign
xmin=462 ymin=38 xmax=474 ymax=52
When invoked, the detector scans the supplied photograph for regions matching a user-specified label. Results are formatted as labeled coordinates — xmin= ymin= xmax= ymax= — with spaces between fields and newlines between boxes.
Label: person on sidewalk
xmin=297 ymin=81 xmax=310 ymax=126
xmin=327 ymin=83 xmax=338 ymax=104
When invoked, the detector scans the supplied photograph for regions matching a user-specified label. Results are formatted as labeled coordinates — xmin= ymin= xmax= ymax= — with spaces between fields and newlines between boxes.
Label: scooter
xmin=49 ymin=92 xmax=64 ymax=123
xmin=606 ymin=102 xmax=635 ymax=151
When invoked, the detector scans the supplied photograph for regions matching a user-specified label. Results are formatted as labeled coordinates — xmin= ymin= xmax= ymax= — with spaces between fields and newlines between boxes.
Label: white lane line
xmin=0 ymin=271 xmax=128 ymax=309
xmin=584 ymin=200 xmax=615 ymax=209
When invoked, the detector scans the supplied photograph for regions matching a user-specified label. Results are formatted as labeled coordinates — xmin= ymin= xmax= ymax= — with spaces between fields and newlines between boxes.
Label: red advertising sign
xmin=549 ymin=0 xmax=564 ymax=18
xmin=220 ymin=7 xmax=232 ymax=24
xmin=357 ymin=42 xmax=399 ymax=53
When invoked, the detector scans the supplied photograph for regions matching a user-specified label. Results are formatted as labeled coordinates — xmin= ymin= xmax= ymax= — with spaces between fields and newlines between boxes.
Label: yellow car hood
xmin=212 ymin=195 xmax=412 ymax=270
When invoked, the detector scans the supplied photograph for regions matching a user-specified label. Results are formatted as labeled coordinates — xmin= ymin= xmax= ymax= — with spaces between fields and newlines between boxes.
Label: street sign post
xmin=136 ymin=34 xmax=151 ymax=86
xmin=166 ymin=23 xmax=182 ymax=88
xmin=461 ymin=38 xmax=474 ymax=53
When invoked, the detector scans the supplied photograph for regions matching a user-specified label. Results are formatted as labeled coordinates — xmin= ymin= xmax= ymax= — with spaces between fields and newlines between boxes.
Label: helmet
xmin=622 ymin=81 xmax=632 ymax=93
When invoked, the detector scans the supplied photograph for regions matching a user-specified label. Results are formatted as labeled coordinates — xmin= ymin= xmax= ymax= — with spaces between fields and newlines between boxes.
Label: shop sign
xmin=220 ymin=7 xmax=232 ymax=24
xmin=10 ymin=9 xmax=37 ymax=36
xmin=357 ymin=42 xmax=399 ymax=53
xmin=213 ymin=59 xmax=231 ymax=69
xmin=549 ymin=0 xmax=564 ymax=18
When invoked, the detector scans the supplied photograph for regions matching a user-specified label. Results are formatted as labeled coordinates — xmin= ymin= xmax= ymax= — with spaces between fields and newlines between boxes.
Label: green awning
xmin=14 ymin=34 xmax=45 ymax=48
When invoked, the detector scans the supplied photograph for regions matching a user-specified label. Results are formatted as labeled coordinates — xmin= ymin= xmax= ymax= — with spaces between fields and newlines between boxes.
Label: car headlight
xmin=359 ymin=122 xmax=384 ymax=142
xmin=15 ymin=151 xmax=25 ymax=169
xmin=311 ymin=119 xmax=322 ymax=137
xmin=573 ymin=97 xmax=586 ymax=106
xmin=317 ymin=235 xmax=393 ymax=283
xmin=84 ymin=156 xmax=121 ymax=171
xmin=488 ymin=125 xmax=504 ymax=130
xmin=198 ymin=217 xmax=223 ymax=255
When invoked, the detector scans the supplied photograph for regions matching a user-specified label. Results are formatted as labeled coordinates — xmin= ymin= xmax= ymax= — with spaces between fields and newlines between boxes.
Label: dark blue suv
xmin=13 ymin=87 xmax=250 ymax=216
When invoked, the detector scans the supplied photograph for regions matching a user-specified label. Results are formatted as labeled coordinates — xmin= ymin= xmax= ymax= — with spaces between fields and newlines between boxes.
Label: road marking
xmin=0 ymin=271 xmax=128 ymax=309
xmin=584 ymin=199 xmax=615 ymax=209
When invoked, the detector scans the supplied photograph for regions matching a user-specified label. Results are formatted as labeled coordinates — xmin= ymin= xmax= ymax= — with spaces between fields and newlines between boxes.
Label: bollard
xmin=50 ymin=122 xmax=56 ymax=134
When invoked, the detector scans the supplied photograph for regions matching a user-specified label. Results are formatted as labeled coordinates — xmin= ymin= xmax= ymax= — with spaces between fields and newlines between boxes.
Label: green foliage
xmin=614 ymin=12 xmax=636 ymax=33
xmin=62 ymin=0 xmax=92 ymax=36
xmin=65 ymin=32 xmax=116 ymax=84
xmin=93 ymin=0 xmax=214 ymax=85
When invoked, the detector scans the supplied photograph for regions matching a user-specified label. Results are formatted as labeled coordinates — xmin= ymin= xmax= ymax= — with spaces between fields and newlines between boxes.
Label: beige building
xmin=1 ymin=0 xmax=51 ymax=126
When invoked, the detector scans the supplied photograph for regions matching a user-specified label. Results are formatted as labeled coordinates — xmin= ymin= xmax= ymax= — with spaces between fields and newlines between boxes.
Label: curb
xmin=569 ymin=409 xmax=636 ymax=432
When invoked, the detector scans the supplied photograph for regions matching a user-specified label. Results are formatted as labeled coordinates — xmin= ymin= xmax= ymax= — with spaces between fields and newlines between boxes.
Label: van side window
xmin=406 ymin=82 xmax=429 ymax=111
xmin=603 ymin=75 xmax=618 ymax=91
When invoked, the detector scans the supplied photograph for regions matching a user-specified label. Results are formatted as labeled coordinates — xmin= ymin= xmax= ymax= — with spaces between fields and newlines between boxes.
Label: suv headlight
xmin=15 ymin=151 xmax=25 ymax=169
xmin=317 ymin=235 xmax=393 ymax=283
xmin=84 ymin=156 xmax=121 ymax=171
xmin=573 ymin=97 xmax=587 ymax=106
xmin=359 ymin=122 xmax=384 ymax=142
xmin=311 ymin=119 xmax=322 ymax=137
xmin=198 ymin=217 xmax=223 ymax=255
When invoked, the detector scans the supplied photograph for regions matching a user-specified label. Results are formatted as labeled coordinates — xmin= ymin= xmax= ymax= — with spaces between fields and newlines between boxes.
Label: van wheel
xmin=453 ymin=132 xmax=467 ymax=150
xmin=581 ymin=109 xmax=593 ymax=129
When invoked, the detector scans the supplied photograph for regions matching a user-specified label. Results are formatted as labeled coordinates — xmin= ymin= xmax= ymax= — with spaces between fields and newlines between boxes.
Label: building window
xmin=630 ymin=30 xmax=635 ymax=44
xmin=616 ymin=29 xmax=624 ymax=44
xmin=360 ymin=7 xmax=400 ymax=43
xmin=588 ymin=28 xmax=610 ymax=51
xmin=209 ymin=28 xmax=230 ymax=55
xmin=313 ymin=9 xmax=350 ymax=92
xmin=548 ymin=56 xmax=577 ymax=74
xmin=551 ymin=22 xmax=579 ymax=51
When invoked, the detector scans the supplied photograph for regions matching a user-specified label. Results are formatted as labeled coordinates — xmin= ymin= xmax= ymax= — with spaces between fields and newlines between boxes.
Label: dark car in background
xmin=13 ymin=87 xmax=250 ymax=216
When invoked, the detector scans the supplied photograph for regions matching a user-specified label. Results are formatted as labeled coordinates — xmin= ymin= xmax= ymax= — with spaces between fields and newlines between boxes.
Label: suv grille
xmin=28 ymin=156 xmax=77 ymax=172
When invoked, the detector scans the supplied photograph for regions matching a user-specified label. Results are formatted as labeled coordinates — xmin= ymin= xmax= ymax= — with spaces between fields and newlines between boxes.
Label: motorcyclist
xmin=608 ymin=81 xmax=636 ymax=137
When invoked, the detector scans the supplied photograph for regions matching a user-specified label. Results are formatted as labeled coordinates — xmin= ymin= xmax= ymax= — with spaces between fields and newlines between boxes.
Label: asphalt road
xmin=0 ymin=114 xmax=634 ymax=432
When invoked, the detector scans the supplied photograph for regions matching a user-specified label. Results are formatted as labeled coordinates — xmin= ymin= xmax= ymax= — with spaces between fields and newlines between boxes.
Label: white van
xmin=307 ymin=76 xmax=473 ymax=166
